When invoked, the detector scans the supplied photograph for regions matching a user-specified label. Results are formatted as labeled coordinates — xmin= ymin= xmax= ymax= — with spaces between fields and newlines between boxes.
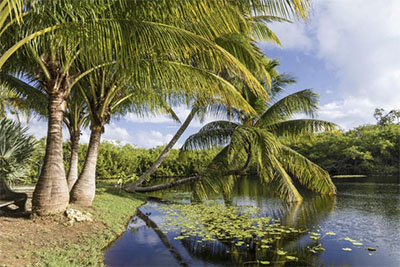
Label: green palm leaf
xmin=279 ymin=145 xmax=337 ymax=195
xmin=256 ymin=89 xmax=320 ymax=127
xmin=266 ymin=119 xmax=337 ymax=140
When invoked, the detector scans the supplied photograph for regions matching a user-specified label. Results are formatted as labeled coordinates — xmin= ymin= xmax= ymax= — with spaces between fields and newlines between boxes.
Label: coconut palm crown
xmin=182 ymin=67 xmax=337 ymax=202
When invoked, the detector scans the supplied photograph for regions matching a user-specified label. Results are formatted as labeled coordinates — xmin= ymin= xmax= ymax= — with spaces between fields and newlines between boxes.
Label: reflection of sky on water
xmin=105 ymin=176 xmax=400 ymax=266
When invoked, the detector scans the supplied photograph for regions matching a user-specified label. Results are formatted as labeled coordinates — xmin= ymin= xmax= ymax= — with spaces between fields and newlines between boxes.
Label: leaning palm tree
xmin=68 ymin=0 xmax=312 ymax=206
xmin=181 ymin=77 xmax=337 ymax=202
xmin=127 ymin=1 xmax=311 ymax=190
xmin=70 ymin=56 xmax=258 ymax=206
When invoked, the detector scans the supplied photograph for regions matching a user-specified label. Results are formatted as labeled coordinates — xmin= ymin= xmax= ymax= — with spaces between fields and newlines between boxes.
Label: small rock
xmin=65 ymin=208 xmax=93 ymax=223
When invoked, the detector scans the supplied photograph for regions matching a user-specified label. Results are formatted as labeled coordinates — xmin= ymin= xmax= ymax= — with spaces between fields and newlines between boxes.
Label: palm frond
xmin=0 ymin=117 xmax=36 ymax=182
xmin=182 ymin=121 xmax=240 ymax=151
xmin=279 ymin=145 xmax=337 ymax=195
xmin=271 ymin=157 xmax=303 ymax=202
xmin=266 ymin=119 xmax=337 ymax=141
xmin=256 ymin=89 xmax=319 ymax=127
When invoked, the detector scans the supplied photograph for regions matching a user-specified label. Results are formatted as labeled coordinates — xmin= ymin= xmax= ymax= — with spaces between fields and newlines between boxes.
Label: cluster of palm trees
xmin=1 ymin=0 xmax=336 ymax=216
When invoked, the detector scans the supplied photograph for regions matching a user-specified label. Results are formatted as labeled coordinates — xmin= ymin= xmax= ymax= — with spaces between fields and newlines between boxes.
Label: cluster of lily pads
xmin=154 ymin=203 xmax=375 ymax=265
xmin=158 ymin=203 xmax=307 ymax=263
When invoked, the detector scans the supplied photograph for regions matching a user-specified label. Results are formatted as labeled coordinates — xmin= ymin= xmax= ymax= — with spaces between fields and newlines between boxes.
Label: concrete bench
xmin=0 ymin=178 xmax=28 ymax=211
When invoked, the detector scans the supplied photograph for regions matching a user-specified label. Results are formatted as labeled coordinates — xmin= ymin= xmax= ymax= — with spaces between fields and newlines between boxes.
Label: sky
xmin=22 ymin=0 xmax=400 ymax=148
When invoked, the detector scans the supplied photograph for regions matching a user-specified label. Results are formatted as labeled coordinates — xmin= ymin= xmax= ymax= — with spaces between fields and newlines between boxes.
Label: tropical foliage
xmin=0 ymin=118 xmax=36 ymax=183
xmin=291 ymin=123 xmax=400 ymax=175
xmin=23 ymin=140 xmax=219 ymax=185
xmin=182 ymin=72 xmax=337 ymax=202
xmin=0 ymin=0 xmax=313 ymax=214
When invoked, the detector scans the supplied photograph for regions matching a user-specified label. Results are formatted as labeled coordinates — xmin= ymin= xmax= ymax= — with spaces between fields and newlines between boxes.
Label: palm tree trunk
xmin=70 ymin=125 xmax=101 ymax=206
xmin=32 ymin=92 xmax=69 ymax=215
xmin=124 ymin=108 xmax=196 ymax=192
xmin=131 ymin=144 xmax=252 ymax=193
xmin=67 ymin=130 xmax=80 ymax=191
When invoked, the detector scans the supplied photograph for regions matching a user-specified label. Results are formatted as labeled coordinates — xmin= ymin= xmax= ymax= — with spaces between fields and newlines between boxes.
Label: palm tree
xmin=127 ymin=0 xmax=312 ymax=191
xmin=63 ymin=92 xmax=89 ymax=191
xmin=0 ymin=117 xmax=36 ymax=183
xmin=69 ymin=0 xmax=312 ymax=206
xmin=181 ymin=74 xmax=337 ymax=202
xmin=3 ymin=1 xmax=276 ymax=214
xmin=70 ymin=52 xmax=259 ymax=206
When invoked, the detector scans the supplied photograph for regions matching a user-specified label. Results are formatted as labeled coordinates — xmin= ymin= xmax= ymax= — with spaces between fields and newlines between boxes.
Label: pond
xmin=104 ymin=176 xmax=400 ymax=266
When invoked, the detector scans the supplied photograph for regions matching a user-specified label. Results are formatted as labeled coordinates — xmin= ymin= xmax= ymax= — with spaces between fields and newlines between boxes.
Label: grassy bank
xmin=0 ymin=185 xmax=145 ymax=266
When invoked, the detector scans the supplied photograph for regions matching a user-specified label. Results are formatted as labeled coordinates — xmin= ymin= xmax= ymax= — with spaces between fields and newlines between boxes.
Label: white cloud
xmin=134 ymin=130 xmax=179 ymax=149
xmin=313 ymin=0 xmax=400 ymax=128
xmin=259 ymin=20 xmax=313 ymax=52
xmin=102 ymin=123 xmax=133 ymax=144
xmin=125 ymin=105 xmax=229 ymax=128
xmin=268 ymin=0 xmax=400 ymax=129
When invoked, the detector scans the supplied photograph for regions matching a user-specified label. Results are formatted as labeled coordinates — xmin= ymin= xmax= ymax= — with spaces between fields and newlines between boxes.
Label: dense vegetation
xmin=1 ymin=0 xmax=312 ymax=215
xmin=24 ymin=139 xmax=220 ymax=185
xmin=291 ymin=123 xmax=400 ymax=176
xmin=0 ymin=118 xmax=36 ymax=183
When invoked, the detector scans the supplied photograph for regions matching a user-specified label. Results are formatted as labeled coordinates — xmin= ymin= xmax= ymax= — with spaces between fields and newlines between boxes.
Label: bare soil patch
xmin=0 ymin=204 xmax=105 ymax=266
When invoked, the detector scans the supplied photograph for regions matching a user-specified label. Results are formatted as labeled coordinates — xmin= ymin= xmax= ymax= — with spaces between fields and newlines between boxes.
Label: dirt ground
xmin=0 ymin=204 xmax=105 ymax=266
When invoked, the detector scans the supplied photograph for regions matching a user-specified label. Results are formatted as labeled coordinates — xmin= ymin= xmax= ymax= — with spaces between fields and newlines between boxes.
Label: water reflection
xmin=105 ymin=176 xmax=400 ymax=266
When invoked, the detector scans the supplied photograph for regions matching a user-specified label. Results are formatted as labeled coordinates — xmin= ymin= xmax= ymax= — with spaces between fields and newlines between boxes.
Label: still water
xmin=104 ymin=176 xmax=400 ymax=266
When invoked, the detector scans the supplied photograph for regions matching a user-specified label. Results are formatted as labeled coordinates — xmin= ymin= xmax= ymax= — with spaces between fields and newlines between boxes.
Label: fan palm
xmin=0 ymin=118 xmax=36 ymax=183
xmin=182 ymin=74 xmax=337 ymax=202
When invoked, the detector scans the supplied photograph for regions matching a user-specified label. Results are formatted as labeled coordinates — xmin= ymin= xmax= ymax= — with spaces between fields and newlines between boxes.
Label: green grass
xmin=332 ymin=174 xmax=367 ymax=178
xmin=33 ymin=184 xmax=145 ymax=266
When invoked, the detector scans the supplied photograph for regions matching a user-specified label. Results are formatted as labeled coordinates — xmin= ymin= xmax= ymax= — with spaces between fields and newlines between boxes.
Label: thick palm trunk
xmin=70 ymin=125 xmax=101 ymax=206
xmin=67 ymin=130 xmax=80 ymax=191
xmin=32 ymin=92 xmax=69 ymax=215
xmin=124 ymin=109 xmax=196 ymax=192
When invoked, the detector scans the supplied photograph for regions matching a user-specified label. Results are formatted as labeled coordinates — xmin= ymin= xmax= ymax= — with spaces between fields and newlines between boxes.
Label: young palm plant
xmin=0 ymin=118 xmax=36 ymax=184
xmin=181 ymin=74 xmax=337 ymax=202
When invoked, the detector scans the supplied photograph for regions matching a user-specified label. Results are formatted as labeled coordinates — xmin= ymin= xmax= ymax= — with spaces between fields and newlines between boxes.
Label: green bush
xmin=291 ymin=124 xmax=400 ymax=175
xmin=0 ymin=118 xmax=36 ymax=184
xmin=26 ymin=140 xmax=219 ymax=184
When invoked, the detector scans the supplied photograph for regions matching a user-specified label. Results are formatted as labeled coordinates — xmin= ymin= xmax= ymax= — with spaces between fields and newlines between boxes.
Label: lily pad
xmin=286 ymin=256 xmax=298 ymax=261
xmin=325 ymin=232 xmax=336 ymax=236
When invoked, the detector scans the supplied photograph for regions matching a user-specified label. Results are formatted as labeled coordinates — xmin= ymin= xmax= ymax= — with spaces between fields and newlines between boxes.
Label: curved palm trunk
xmin=124 ymin=108 xmax=196 ymax=192
xmin=70 ymin=125 xmax=101 ymax=206
xmin=32 ymin=92 xmax=69 ymax=215
xmin=130 ymin=144 xmax=253 ymax=193
xmin=66 ymin=130 xmax=80 ymax=191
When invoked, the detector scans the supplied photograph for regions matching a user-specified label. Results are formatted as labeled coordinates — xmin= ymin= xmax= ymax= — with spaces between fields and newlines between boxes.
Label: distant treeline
xmin=24 ymin=123 xmax=400 ymax=184
xmin=26 ymin=140 xmax=219 ymax=184
xmin=290 ymin=124 xmax=400 ymax=175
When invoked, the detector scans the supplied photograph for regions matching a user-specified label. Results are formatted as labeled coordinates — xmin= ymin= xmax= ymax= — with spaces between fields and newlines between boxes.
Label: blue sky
xmin=24 ymin=0 xmax=400 ymax=148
